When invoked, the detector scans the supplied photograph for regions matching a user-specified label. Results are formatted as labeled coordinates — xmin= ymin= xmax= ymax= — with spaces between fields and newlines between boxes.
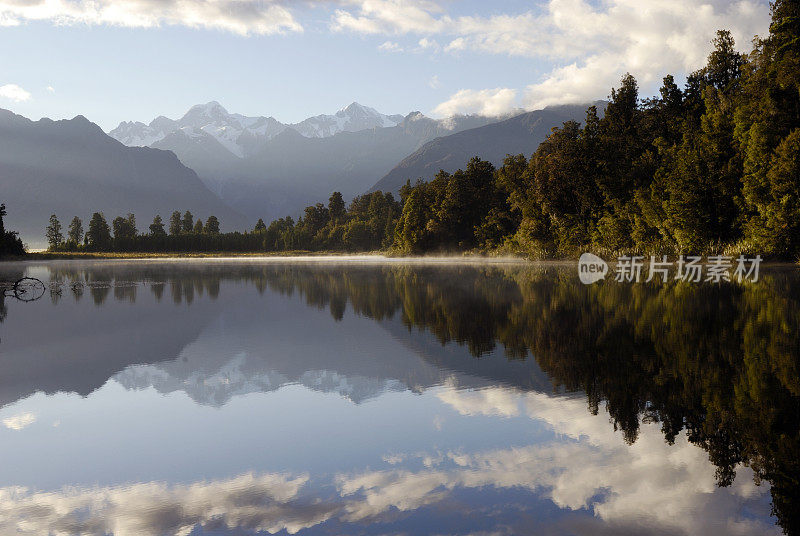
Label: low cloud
xmin=0 ymin=0 xmax=303 ymax=35
xmin=0 ymin=84 xmax=31 ymax=102
xmin=432 ymin=88 xmax=518 ymax=117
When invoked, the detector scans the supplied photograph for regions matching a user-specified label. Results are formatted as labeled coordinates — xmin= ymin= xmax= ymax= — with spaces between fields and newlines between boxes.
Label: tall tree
xmin=149 ymin=215 xmax=166 ymax=236
xmin=87 ymin=213 xmax=112 ymax=251
xmin=182 ymin=211 xmax=194 ymax=234
xmin=68 ymin=216 xmax=83 ymax=244
xmin=45 ymin=214 xmax=64 ymax=250
xmin=328 ymin=191 xmax=346 ymax=224
xmin=169 ymin=211 xmax=182 ymax=235
xmin=204 ymin=215 xmax=220 ymax=234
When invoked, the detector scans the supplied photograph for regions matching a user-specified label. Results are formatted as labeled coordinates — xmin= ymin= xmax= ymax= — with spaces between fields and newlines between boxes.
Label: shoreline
xmin=3 ymin=251 xmax=798 ymax=267
xmin=7 ymin=251 xmax=538 ymax=265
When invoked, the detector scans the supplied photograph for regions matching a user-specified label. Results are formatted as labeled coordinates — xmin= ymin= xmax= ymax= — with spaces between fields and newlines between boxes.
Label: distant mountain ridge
xmin=370 ymin=102 xmax=607 ymax=195
xmin=109 ymin=102 xmax=504 ymax=223
xmin=0 ymin=109 xmax=246 ymax=249
xmin=109 ymin=101 xmax=406 ymax=158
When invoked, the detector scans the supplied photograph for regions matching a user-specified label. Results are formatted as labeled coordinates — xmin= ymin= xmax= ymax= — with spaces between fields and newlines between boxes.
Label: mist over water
xmin=0 ymin=259 xmax=796 ymax=536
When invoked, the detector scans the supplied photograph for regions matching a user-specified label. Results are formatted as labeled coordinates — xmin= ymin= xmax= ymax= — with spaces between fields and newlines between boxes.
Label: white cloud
xmin=331 ymin=0 xmax=445 ymax=35
xmin=0 ymin=0 xmax=303 ymax=35
xmin=428 ymin=74 xmax=440 ymax=89
xmin=2 ymin=412 xmax=35 ymax=430
xmin=378 ymin=40 xmax=402 ymax=52
xmin=432 ymin=88 xmax=518 ymax=117
xmin=0 ymin=472 xmax=336 ymax=535
xmin=334 ymin=0 xmax=770 ymax=115
xmin=340 ymin=386 xmax=778 ymax=536
xmin=0 ymin=84 xmax=31 ymax=102
xmin=417 ymin=36 xmax=439 ymax=51
xmin=46 ymin=86 xmax=55 ymax=93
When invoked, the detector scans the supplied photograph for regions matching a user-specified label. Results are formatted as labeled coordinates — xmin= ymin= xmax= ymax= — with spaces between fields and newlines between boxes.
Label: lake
xmin=0 ymin=258 xmax=797 ymax=536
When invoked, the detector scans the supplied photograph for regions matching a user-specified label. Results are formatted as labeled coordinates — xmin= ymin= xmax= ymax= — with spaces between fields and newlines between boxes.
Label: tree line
xmin=45 ymin=190 xmax=401 ymax=253
xmin=45 ymin=210 xmax=245 ymax=252
xmin=43 ymin=1 xmax=800 ymax=258
xmin=0 ymin=203 xmax=25 ymax=257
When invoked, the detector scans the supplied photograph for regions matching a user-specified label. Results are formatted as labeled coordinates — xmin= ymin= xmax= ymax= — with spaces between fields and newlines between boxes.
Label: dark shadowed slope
xmin=0 ymin=109 xmax=246 ymax=248
xmin=370 ymin=103 xmax=605 ymax=195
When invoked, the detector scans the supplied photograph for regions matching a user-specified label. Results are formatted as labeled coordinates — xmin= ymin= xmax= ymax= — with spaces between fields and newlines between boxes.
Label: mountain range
xmin=0 ymin=109 xmax=246 ymax=249
xmin=107 ymin=101 xmax=596 ymax=224
xmin=109 ymin=101 xmax=407 ymax=155
xmin=371 ymin=102 xmax=606 ymax=194
xmin=1 ymin=100 xmax=600 ymax=247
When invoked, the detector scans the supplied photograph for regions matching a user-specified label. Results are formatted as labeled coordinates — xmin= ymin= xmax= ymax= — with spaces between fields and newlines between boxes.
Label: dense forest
xmin=39 ymin=1 xmax=800 ymax=258
xmin=391 ymin=0 xmax=800 ymax=258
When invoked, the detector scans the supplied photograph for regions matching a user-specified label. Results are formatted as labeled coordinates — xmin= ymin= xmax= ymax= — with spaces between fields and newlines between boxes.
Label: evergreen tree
xmin=169 ymin=211 xmax=182 ymax=235
xmin=0 ymin=204 xmax=24 ymax=256
xmin=204 ymin=215 xmax=220 ymax=234
xmin=45 ymin=214 xmax=64 ymax=250
xmin=68 ymin=216 xmax=83 ymax=245
xmin=193 ymin=219 xmax=204 ymax=234
xmin=328 ymin=191 xmax=346 ymax=224
xmin=254 ymin=219 xmax=267 ymax=233
xmin=149 ymin=215 xmax=166 ymax=236
xmin=87 ymin=213 xmax=112 ymax=251
xmin=182 ymin=211 xmax=194 ymax=234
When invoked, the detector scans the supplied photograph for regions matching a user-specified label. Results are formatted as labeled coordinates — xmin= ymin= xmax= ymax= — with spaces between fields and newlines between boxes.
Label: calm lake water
xmin=0 ymin=259 xmax=797 ymax=536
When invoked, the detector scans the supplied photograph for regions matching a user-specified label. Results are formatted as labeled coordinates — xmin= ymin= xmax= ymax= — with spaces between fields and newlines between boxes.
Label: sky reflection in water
xmin=0 ymin=260 xmax=791 ymax=536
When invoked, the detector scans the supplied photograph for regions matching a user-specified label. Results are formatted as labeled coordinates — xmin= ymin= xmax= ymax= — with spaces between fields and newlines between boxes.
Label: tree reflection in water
xmin=4 ymin=261 xmax=798 ymax=535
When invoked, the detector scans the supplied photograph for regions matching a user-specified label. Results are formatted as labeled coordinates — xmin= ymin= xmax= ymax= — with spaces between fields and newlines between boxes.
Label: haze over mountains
xmin=0 ymin=109 xmax=246 ymax=249
xmin=372 ymin=102 xmax=606 ymax=194
xmin=108 ymin=101 xmax=593 ymax=224
xmin=109 ymin=101 xmax=501 ymax=222
xmin=1 ymin=99 xmax=600 ymax=248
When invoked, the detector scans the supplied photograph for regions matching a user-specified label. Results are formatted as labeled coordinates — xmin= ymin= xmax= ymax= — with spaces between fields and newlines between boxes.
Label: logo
xmin=578 ymin=253 xmax=609 ymax=284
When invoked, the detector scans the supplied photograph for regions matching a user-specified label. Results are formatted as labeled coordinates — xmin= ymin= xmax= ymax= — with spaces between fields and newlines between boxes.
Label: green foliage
xmin=38 ymin=4 xmax=800 ymax=259
xmin=149 ymin=215 xmax=166 ymax=237
xmin=46 ymin=214 xmax=64 ymax=251
xmin=181 ymin=211 xmax=194 ymax=234
xmin=388 ymin=8 xmax=799 ymax=259
xmin=0 ymin=203 xmax=25 ymax=257
xmin=169 ymin=211 xmax=182 ymax=236
xmin=86 ymin=212 xmax=112 ymax=251
xmin=204 ymin=215 xmax=220 ymax=234
xmin=68 ymin=216 xmax=84 ymax=245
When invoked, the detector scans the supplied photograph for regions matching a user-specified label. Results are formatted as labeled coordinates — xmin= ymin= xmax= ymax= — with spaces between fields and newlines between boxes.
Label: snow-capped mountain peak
xmin=108 ymin=101 xmax=405 ymax=157
xmin=291 ymin=101 xmax=402 ymax=138
xmin=180 ymin=101 xmax=233 ymax=128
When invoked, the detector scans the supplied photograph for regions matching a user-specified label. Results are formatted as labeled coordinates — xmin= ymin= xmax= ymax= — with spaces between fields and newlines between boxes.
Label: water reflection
xmin=0 ymin=260 xmax=797 ymax=535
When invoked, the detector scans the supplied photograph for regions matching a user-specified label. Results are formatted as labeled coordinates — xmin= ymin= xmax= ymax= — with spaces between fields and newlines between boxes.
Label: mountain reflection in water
xmin=0 ymin=260 xmax=796 ymax=536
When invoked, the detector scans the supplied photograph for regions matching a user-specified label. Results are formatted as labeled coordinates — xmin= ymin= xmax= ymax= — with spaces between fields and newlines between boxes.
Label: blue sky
xmin=0 ymin=0 xmax=771 ymax=131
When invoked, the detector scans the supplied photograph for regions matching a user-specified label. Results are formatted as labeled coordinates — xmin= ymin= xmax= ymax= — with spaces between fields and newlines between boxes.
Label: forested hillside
xmin=261 ymin=1 xmax=800 ymax=259
xmin=42 ymin=1 xmax=800 ymax=260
